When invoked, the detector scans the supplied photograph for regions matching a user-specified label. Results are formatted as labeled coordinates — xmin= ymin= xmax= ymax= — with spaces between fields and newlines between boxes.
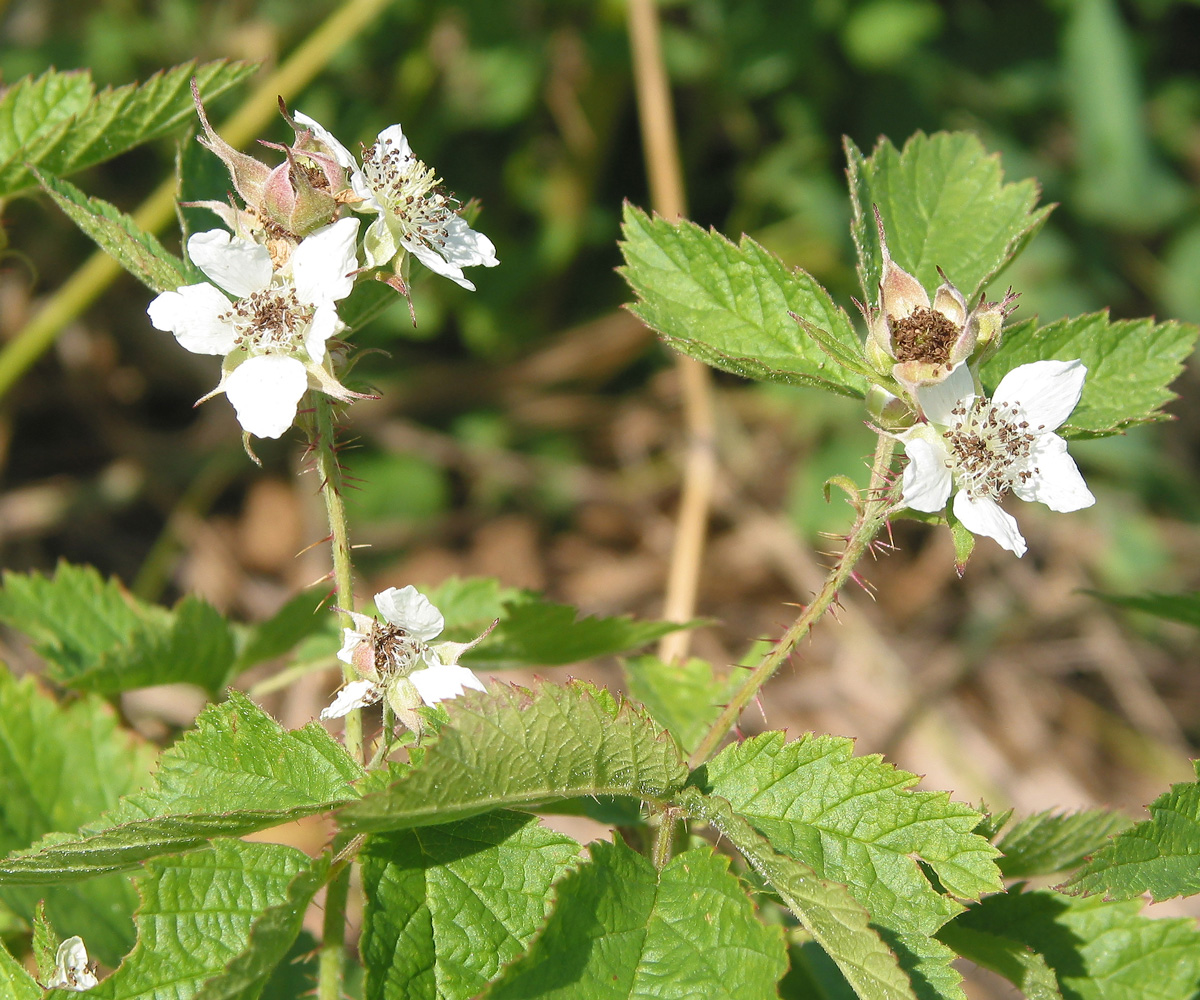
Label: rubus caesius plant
xmin=1 ymin=59 xmax=1200 ymax=1000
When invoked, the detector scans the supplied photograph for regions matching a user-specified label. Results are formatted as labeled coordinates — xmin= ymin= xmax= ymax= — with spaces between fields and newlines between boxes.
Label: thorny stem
xmin=687 ymin=433 xmax=898 ymax=769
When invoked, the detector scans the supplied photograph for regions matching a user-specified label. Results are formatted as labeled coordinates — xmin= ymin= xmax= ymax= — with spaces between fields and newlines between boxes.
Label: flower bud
xmin=259 ymin=152 xmax=339 ymax=237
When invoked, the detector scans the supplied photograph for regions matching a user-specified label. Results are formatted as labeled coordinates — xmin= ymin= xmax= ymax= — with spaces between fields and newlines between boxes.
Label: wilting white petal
xmin=147 ymin=283 xmax=238 ymax=356
xmin=993 ymin=359 xmax=1086 ymax=434
xmin=953 ymin=491 xmax=1027 ymax=557
xmin=186 ymin=230 xmax=273 ymax=298
xmin=46 ymin=936 xmax=98 ymax=991
xmin=374 ymin=586 xmax=444 ymax=641
xmin=916 ymin=362 xmax=974 ymax=426
xmin=291 ymin=218 xmax=360 ymax=305
xmin=409 ymin=663 xmax=485 ymax=705
xmin=900 ymin=433 xmax=953 ymax=513
xmin=1013 ymin=433 xmax=1096 ymax=512
xmin=225 ymin=354 xmax=308 ymax=439
xmin=320 ymin=679 xmax=382 ymax=720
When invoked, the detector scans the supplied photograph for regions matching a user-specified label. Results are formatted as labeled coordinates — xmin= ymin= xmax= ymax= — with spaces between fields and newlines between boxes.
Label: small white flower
xmin=323 ymin=585 xmax=494 ymax=728
xmin=46 ymin=936 xmax=98 ymax=992
xmin=294 ymin=112 xmax=498 ymax=290
xmin=897 ymin=360 xmax=1095 ymax=557
xmin=147 ymin=218 xmax=360 ymax=438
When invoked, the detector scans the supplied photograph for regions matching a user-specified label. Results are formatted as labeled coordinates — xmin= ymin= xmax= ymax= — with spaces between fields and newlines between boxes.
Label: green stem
xmin=317 ymin=837 xmax=354 ymax=1000
xmin=687 ymin=433 xmax=898 ymax=769
xmin=651 ymin=806 xmax=679 ymax=871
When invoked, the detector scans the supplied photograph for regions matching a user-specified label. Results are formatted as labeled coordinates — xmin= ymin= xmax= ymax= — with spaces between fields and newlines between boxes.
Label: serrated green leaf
xmin=619 ymin=203 xmax=869 ymax=397
xmin=0 ymin=670 xmax=155 ymax=965
xmin=232 ymin=588 xmax=331 ymax=674
xmin=877 ymin=930 xmax=966 ymax=1000
xmin=258 ymin=930 xmax=318 ymax=1000
xmin=952 ymin=885 xmax=1200 ymax=1000
xmin=678 ymin=787 xmax=917 ymax=1000
xmin=980 ymin=313 xmax=1198 ymax=438
xmin=0 ymin=937 xmax=39 ymax=1000
xmin=422 ymin=577 xmax=527 ymax=634
xmin=936 ymin=924 xmax=1063 ymax=1000
xmin=467 ymin=599 xmax=698 ymax=668
xmin=1087 ymin=590 xmax=1200 ymax=630
xmin=87 ymin=840 xmax=315 ymax=1000
xmin=623 ymin=656 xmax=742 ymax=756
xmin=339 ymin=681 xmax=688 ymax=833
xmin=1063 ymin=761 xmax=1200 ymax=902
xmin=35 ymin=170 xmax=190 ymax=292
xmin=846 ymin=131 xmax=1050 ymax=302
xmin=0 ymin=562 xmax=237 ymax=696
xmin=192 ymin=853 xmax=330 ymax=1000
xmin=0 ymin=61 xmax=256 ymax=198
xmin=32 ymin=901 xmax=59 ymax=985
xmin=996 ymin=809 xmax=1132 ymax=880
xmin=695 ymin=732 xmax=1002 ymax=936
xmin=360 ymin=811 xmax=580 ymax=1000
xmin=0 ymin=692 xmax=361 ymax=881
xmin=481 ymin=838 xmax=787 ymax=1000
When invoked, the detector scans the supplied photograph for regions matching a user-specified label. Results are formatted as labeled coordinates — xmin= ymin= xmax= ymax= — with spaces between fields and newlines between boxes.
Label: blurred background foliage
xmin=3 ymin=0 xmax=1200 ymax=849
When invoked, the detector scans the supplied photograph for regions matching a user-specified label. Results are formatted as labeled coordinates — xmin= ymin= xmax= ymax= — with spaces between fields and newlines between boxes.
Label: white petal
xmin=47 ymin=936 xmax=98 ymax=991
xmin=292 ymin=110 xmax=358 ymax=170
xmin=320 ymin=678 xmax=382 ymax=719
xmin=437 ymin=213 xmax=499 ymax=269
xmin=291 ymin=218 xmax=360 ymax=305
xmin=337 ymin=627 xmax=370 ymax=665
xmin=187 ymin=230 xmax=273 ymax=297
xmin=953 ymin=491 xmax=1027 ymax=557
xmin=373 ymin=586 xmax=444 ymax=641
xmin=405 ymin=237 xmax=475 ymax=290
xmin=992 ymin=359 xmax=1086 ymax=433
xmin=304 ymin=304 xmax=343 ymax=364
xmin=408 ymin=663 xmax=485 ymax=705
xmin=900 ymin=433 xmax=954 ymax=512
xmin=147 ymin=283 xmax=237 ymax=355
xmin=1012 ymin=433 xmax=1096 ymax=512
xmin=915 ymin=362 xmax=974 ymax=426
xmin=376 ymin=123 xmax=414 ymax=163
xmin=225 ymin=355 xmax=308 ymax=438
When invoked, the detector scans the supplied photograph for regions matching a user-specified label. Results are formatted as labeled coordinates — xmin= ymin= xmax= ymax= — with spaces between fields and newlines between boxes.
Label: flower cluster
xmin=321 ymin=585 xmax=495 ymax=734
xmin=147 ymin=87 xmax=497 ymax=444
xmin=867 ymin=210 xmax=1094 ymax=558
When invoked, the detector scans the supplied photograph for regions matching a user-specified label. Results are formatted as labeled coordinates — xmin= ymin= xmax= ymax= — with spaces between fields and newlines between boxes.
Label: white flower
xmin=46 ymin=936 xmax=98 ymax=992
xmin=323 ymin=585 xmax=494 ymax=728
xmin=897 ymin=360 xmax=1095 ymax=557
xmin=147 ymin=218 xmax=361 ymax=438
xmin=293 ymin=112 xmax=498 ymax=290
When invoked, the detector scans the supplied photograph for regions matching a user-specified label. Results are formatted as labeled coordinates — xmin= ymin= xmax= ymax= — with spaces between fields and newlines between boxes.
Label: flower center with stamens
xmin=222 ymin=285 xmax=312 ymax=357
xmin=942 ymin=396 xmax=1040 ymax=502
xmin=360 ymin=140 xmax=458 ymax=249
xmin=891 ymin=307 xmax=961 ymax=363
xmin=371 ymin=621 xmax=424 ymax=675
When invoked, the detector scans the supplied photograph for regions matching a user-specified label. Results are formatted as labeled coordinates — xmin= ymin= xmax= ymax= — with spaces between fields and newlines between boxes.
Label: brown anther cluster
xmin=371 ymin=620 xmax=420 ymax=674
xmin=891 ymin=307 xmax=961 ymax=364
xmin=942 ymin=397 xmax=1040 ymax=502
xmin=221 ymin=287 xmax=310 ymax=354
xmin=361 ymin=139 xmax=458 ymax=248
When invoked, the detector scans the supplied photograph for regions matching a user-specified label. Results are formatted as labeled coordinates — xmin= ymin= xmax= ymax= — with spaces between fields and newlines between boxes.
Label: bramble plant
xmin=2 ymin=54 xmax=1200 ymax=1000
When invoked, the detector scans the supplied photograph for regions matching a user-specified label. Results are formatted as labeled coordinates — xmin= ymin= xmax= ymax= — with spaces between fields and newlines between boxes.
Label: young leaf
xmin=480 ymin=839 xmax=787 ymax=1000
xmin=0 ymin=692 xmax=361 ymax=880
xmin=465 ymin=600 xmax=699 ymax=668
xmin=96 ymin=840 xmax=318 ymax=1000
xmin=1063 ymin=761 xmax=1200 ymax=902
xmin=339 ymin=680 xmax=688 ymax=833
xmin=0 ymin=562 xmax=237 ymax=696
xmin=696 ymin=732 xmax=1002 ymax=936
xmin=995 ymin=809 xmax=1132 ymax=880
xmin=950 ymin=885 xmax=1200 ymax=1000
xmin=0 ymin=937 xmax=40 ymax=1000
xmin=0 ymin=670 xmax=155 ymax=964
xmin=191 ymin=853 xmax=330 ymax=1000
xmin=678 ymin=787 xmax=918 ymax=1000
xmin=0 ymin=60 xmax=256 ymax=198
xmin=1086 ymin=590 xmax=1200 ymax=630
xmin=359 ymin=811 xmax=580 ymax=1000
xmin=623 ymin=656 xmax=742 ymax=756
xmin=935 ymin=924 xmax=1063 ymax=1000
xmin=35 ymin=170 xmax=191 ymax=292
xmin=619 ymin=203 xmax=869 ymax=397
xmin=980 ymin=313 xmax=1198 ymax=438
xmin=846 ymin=131 xmax=1051 ymax=301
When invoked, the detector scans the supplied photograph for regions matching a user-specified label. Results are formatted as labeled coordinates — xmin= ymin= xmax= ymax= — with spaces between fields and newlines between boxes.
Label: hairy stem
xmin=688 ymin=433 xmax=898 ymax=769
xmin=317 ymin=837 xmax=354 ymax=1000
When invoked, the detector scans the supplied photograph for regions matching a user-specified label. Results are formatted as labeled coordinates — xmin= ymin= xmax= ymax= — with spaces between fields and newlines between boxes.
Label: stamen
xmin=942 ymin=396 xmax=1039 ymax=502
xmin=360 ymin=136 xmax=461 ymax=252
xmin=891 ymin=306 xmax=960 ymax=363
xmin=219 ymin=285 xmax=313 ymax=356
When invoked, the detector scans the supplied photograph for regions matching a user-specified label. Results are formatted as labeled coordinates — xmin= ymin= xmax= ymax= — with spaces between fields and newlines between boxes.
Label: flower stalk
xmin=687 ymin=432 xmax=898 ymax=769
